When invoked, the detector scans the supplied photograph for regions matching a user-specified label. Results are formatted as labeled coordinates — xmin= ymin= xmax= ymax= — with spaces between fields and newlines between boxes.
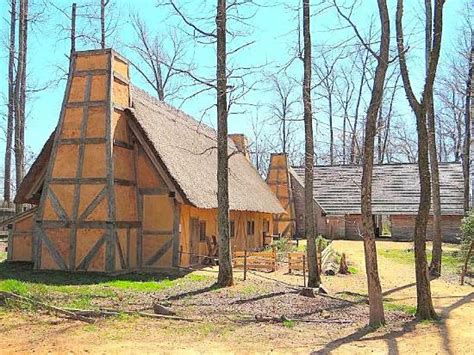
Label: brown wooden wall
xmin=291 ymin=173 xmax=327 ymax=238
xmin=390 ymin=215 xmax=462 ymax=242
xmin=179 ymin=205 xmax=272 ymax=267
xmin=7 ymin=209 xmax=35 ymax=262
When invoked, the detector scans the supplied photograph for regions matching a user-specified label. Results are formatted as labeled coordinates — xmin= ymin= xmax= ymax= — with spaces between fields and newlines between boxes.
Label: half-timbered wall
xmin=33 ymin=50 xmax=139 ymax=273
xmin=266 ymin=154 xmax=295 ymax=237
xmin=7 ymin=209 xmax=36 ymax=262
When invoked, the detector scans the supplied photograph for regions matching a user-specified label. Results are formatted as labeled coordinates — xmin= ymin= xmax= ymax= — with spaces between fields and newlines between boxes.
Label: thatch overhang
xmin=291 ymin=163 xmax=465 ymax=216
xmin=14 ymin=131 xmax=55 ymax=204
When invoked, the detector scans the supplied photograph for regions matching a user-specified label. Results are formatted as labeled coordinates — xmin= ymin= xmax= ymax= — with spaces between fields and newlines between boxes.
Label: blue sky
xmin=0 ymin=0 xmax=469 ymax=177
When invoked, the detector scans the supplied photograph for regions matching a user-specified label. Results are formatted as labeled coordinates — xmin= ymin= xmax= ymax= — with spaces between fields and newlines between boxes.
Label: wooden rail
xmin=233 ymin=247 xmax=277 ymax=272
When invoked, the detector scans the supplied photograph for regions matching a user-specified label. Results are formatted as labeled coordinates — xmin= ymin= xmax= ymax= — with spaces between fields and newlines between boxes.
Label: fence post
xmin=179 ymin=245 xmax=183 ymax=266
xmin=243 ymin=249 xmax=248 ymax=281
xmin=302 ymin=254 xmax=306 ymax=288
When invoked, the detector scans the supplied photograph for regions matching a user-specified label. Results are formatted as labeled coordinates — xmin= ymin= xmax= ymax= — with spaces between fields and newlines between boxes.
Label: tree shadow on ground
xmin=230 ymin=290 xmax=294 ymax=305
xmin=312 ymin=291 xmax=474 ymax=355
xmin=0 ymin=260 xmax=191 ymax=286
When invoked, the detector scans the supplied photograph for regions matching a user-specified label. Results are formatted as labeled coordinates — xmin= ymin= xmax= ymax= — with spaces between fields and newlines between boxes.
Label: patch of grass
xmin=66 ymin=294 xmax=93 ymax=309
xmin=282 ymin=319 xmax=295 ymax=328
xmin=379 ymin=248 xmax=461 ymax=271
xmin=83 ymin=324 xmax=98 ymax=332
xmin=0 ymin=279 xmax=30 ymax=296
xmin=0 ymin=252 xmax=6 ymax=262
xmin=348 ymin=266 xmax=358 ymax=274
xmin=384 ymin=302 xmax=416 ymax=315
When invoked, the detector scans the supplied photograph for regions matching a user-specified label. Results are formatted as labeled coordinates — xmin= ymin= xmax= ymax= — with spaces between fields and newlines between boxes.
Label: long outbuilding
xmin=267 ymin=153 xmax=465 ymax=242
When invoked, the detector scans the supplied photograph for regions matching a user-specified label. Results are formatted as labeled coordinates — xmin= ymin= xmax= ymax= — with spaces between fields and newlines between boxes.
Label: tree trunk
xmin=424 ymin=0 xmax=442 ymax=278
xmin=303 ymin=0 xmax=320 ymax=288
xmin=342 ymin=110 xmax=347 ymax=164
xmin=4 ymin=0 xmax=16 ymax=207
xmin=100 ymin=0 xmax=106 ymax=49
xmin=329 ymin=95 xmax=334 ymax=165
xmin=71 ymin=3 xmax=76 ymax=55
xmin=396 ymin=0 xmax=442 ymax=321
xmin=15 ymin=0 xmax=28 ymax=214
xmin=216 ymin=0 xmax=233 ymax=287
xmin=463 ymin=44 xmax=473 ymax=213
xmin=360 ymin=0 xmax=390 ymax=328
xmin=350 ymin=50 xmax=369 ymax=164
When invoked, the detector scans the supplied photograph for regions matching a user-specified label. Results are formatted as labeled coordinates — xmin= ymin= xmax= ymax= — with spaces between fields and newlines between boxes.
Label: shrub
xmin=460 ymin=211 xmax=474 ymax=265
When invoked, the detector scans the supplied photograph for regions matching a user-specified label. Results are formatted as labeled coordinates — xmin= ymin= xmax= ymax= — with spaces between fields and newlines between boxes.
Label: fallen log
xmin=254 ymin=314 xmax=352 ymax=324
xmin=0 ymin=291 xmax=94 ymax=324
xmin=100 ymin=307 xmax=197 ymax=322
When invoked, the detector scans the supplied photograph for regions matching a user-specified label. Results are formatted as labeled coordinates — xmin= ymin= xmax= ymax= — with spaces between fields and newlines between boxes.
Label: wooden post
xmin=302 ymin=254 xmax=306 ymax=287
xmin=460 ymin=240 xmax=473 ymax=285
xmin=6 ymin=223 xmax=13 ymax=261
xmin=179 ymin=245 xmax=183 ymax=266
xmin=243 ymin=249 xmax=247 ymax=281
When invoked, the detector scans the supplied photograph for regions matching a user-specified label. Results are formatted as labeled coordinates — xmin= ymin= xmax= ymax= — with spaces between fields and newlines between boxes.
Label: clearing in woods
xmin=0 ymin=240 xmax=472 ymax=354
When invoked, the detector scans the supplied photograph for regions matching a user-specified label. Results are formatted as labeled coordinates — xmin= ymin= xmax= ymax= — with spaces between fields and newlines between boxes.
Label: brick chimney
xmin=228 ymin=134 xmax=250 ymax=159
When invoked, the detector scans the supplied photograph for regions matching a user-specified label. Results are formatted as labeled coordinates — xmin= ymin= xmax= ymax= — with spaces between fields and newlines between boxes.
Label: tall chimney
xmin=33 ymin=49 xmax=135 ymax=273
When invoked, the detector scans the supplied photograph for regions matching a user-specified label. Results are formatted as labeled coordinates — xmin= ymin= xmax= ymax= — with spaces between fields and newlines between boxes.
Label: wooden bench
xmin=233 ymin=247 xmax=277 ymax=272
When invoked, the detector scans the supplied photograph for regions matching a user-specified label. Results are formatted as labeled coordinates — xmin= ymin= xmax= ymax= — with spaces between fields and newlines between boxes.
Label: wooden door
xmin=140 ymin=194 xmax=175 ymax=269
xmin=190 ymin=218 xmax=200 ymax=264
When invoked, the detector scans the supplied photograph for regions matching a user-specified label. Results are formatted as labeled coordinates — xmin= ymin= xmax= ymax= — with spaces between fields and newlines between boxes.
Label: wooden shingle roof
xmin=291 ymin=163 xmax=464 ymax=215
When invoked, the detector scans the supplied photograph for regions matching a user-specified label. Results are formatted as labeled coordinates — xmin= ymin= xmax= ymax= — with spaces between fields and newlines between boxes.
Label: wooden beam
xmin=76 ymin=233 xmax=106 ymax=271
xmin=145 ymin=238 xmax=173 ymax=266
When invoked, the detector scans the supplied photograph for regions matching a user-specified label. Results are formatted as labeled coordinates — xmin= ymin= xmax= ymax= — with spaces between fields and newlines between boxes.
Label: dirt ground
xmin=0 ymin=240 xmax=472 ymax=354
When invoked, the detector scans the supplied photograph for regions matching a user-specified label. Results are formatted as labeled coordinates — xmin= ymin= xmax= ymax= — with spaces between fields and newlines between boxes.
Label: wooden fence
xmin=233 ymin=247 xmax=277 ymax=274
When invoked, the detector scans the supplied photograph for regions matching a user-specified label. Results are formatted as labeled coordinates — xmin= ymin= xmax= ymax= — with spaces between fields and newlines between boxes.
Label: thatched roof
xmin=128 ymin=86 xmax=283 ymax=213
xmin=15 ymin=86 xmax=283 ymax=214
xmin=291 ymin=163 xmax=464 ymax=215
xmin=14 ymin=131 xmax=55 ymax=204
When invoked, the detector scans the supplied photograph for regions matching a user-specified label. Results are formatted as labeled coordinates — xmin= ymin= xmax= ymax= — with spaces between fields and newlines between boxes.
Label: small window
xmin=230 ymin=220 xmax=235 ymax=238
xmin=199 ymin=221 xmax=206 ymax=242
xmin=246 ymin=220 xmax=255 ymax=235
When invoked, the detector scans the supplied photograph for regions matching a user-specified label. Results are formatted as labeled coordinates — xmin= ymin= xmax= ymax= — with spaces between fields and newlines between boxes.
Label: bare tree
xmin=351 ymin=45 xmax=371 ymax=164
xmin=463 ymin=42 xmax=473 ymax=213
xmin=15 ymin=0 xmax=28 ymax=214
xmin=215 ymin=0 xmax=233 ymax=287
xmin=425 ymin=0 xmax=442 ymax=278
xmin=127 ymin=13 xmax=186 ymax=101
xmin=396 ymin=0 xmax=445 ymax=320
xmin=3 ymin=0 xmax=16 ymax=207
xmin=71 ymin=3 xmax=76 ymax=55
xmin=303 ymin=0 xmax=321 ymax=289
xmin=314 ymin=52 xmax=339 ymax=165
xmin=100 ymin=0 xmax=109 ymax=48
xmin=267 ymin=74 xmax=299 ymax=154
xmin=334 ymin=0 xmax=390 ymax=327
